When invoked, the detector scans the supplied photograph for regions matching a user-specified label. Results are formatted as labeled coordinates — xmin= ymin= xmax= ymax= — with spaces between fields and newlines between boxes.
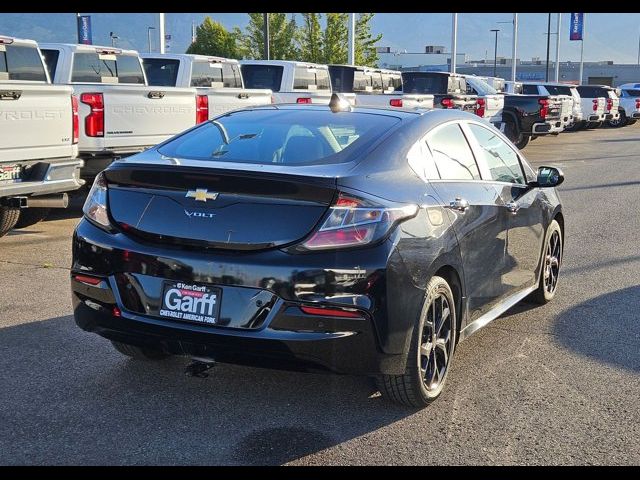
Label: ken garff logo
xmin=185 ymin=188 xmax=219 ymax=202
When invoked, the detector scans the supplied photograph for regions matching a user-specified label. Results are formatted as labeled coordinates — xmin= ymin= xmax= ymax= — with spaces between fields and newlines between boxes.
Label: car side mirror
xmin=535 ymin=166 xmax=564 ymax=187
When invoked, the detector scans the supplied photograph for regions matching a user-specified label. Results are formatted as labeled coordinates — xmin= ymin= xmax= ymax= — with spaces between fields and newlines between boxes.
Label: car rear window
xmin=293 ymin=66 xmax=330 ymax=90
xmin=142 ymin=58 xmax=180 ymax=86
xmin=624 ymin=89 xmax=640 ymax=96
xmin=328 ymin=66 xmax=354 ymax=93
xmin=241 ymin=64 xmax=283 ymax=91
xmin=402 ymin=73 xmax=448 ymax=94
xmin=71 ymin=52 xmax=144 ymax=84
xmin=577 ymin=86 xmax=607 ymax=98
xmin=157 ymin=109 xmax=400 ymax=166
xmin=41 ymin=48 xmax=59 ymax=81
xmin=0 ymin=44 xmax=47 ymax=82
xmin=190 ymin=61 xmax=242 ymax=88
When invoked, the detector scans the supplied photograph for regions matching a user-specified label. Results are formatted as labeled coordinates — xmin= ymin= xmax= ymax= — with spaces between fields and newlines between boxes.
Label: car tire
xmin=111 ymin=340 xmax=170 ymax=360
xmin=13 ymin=208 xmax=51 ymax=229
xmin=608 ymin=111 xmax=627 ymax=128
xmin=377 ymin=276 xmax=457 ymax=407
xmin=531 ymin=219 xmax=563 ymax=304
xmin=0 ymin=206 xmax=20 ymax=238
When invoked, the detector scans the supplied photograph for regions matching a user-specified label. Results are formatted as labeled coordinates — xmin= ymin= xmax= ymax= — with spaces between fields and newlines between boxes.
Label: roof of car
xmin=239 ymin=59 xmax=328 ymax=69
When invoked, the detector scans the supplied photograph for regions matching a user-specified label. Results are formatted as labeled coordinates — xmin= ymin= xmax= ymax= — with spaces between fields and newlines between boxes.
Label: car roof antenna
xmin=329 ymin=93 xmax=352 ymax=113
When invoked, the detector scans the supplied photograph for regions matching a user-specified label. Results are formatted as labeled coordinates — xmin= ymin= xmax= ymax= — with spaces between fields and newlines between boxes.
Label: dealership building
xmin=377 ymin=46 xmax=640 ymax=86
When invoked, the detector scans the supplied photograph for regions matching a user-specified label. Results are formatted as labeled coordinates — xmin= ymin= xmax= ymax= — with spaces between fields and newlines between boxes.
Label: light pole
xmin=545 ymin=13 xmax=551 ymax=82
xmin=497 ymin=18 xmax=516 ymax=80
xmin=451 ymin=13 xmax=458 ymax=74
xmin=109 ymin=32 xmax=119 ymax=47
xmin=147 ymin=26 xmax=155 ymax=53
xmin=490 ymin=29 xmax=499 ymax=77
xmin=263 ymin=13 xmax=270 ymax=60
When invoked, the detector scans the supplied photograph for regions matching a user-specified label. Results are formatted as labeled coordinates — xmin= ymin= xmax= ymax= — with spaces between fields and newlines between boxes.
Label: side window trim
xmin=461 ymin=120 xmax=528 ymax=185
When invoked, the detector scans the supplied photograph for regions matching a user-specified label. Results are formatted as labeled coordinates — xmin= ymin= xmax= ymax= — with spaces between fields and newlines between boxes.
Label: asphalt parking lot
xmin=1 ymin=126 xmax=639 ymax=465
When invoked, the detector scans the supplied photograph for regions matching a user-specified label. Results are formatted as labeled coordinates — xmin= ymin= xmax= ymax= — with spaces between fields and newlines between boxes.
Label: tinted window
xmin=241 ymin=64 xmax=283 ymax=92
xmin=353 ymin=70 xmax=371 ymax=92
xmin=543 ymin=85 xmax=571 ymax=96
xmin=402 ymin=73 xmax=448 ymax=94
xmin=223 ymin=63 xmax=242 ymax=88
xmin=577 ymin=86 xmax=607 ymax=98
xmin=383 ymin=73 xmax=402 ymax=92
xmin=328 ymin=66 xmax=354 ymax=93
xmin=143 ymin=58 xmax=179 ymax=86
xmin=468 ymin=123 xmax=525 ymax=184
xmin=41 ymin=49 xmax=59 ymax=81
xmin=158 ymin=110 xmax=399 ymax=166
xmin=426 ymin=123 xmax=480 ymax=180
xmin=71 ymin=52 xmax=144 ymax=84
xmin=521 ymin=84 xmax=539 ymax=95
xmin=466 ymin=77 xmax=497 ymax=95
xmin=623 ymin=89 xmax=640 ymax=97
xmin=293 ymin=66 xmax=330 ymax=90
xmin=407 ymin=140 xmax=440 ymax=181
xmin=0 ymin=45 xmax=47 ymax=81
xmin=371 ymin=72 xmax=383 ymax=91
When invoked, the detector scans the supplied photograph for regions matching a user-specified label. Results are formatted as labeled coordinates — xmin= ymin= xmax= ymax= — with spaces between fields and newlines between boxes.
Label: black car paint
xmin=400 ymin=72 xmax=478 ymax=111
xmin=502 ymin=94 xmax=562 ymax=137
xmin=71 ymin=106 xmax=563 ymax=376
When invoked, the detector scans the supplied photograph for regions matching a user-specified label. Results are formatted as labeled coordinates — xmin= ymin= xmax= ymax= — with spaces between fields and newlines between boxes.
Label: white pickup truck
xmin=141 ymin=53 xmax=271 ymax=121
xmin=611 ymin=86 xmax=640 ymax=127
xmin=576 ymin=85 xmax=616 ymax=129
xmin=519 ymin=82 xmax=575 ymax=130
xmin=327 ymin=64 xmax=434 ymax=109
xmin=0 ymin=36 xmax=83 ymax=236
xmin=461 ymin=75 xmax=504 ymax=127
xmin=40 ymin=43 xmax=198 ymax=179
xmin=240 ymin=60 xmax=332 ymax=105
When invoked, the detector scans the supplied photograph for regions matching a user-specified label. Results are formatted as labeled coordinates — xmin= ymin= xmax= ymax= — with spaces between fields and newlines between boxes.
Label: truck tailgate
xmin=479 ymin=94 xmax=503 ymax=122
xmin=0 ymin=84 xmax=75 ymax=163
xmin=198 ymin=87 xmax=272 ymax=118
xmin=75 ymin=84 xmax=196 ymax=154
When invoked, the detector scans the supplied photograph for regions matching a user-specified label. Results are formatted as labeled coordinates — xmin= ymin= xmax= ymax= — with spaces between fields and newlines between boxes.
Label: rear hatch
xmin=398 ymin=94 xmax=434 ymax=109
xmin=104 ymin=164 xmax=336 ymax=250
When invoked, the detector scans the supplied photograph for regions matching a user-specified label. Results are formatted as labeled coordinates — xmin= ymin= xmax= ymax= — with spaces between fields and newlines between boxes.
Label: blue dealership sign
xmin=77 ymin=15 xmax=92 ymax=45
xmin=570 ymin=13 xmax=583 ymax=41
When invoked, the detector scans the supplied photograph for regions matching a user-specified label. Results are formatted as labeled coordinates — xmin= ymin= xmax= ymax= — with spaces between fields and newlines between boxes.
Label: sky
xmin=0 ymin=13 xmax=638 ymax=64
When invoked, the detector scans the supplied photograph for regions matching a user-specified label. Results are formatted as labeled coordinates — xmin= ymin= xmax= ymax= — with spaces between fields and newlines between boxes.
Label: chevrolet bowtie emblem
xmin=185 ymin=189 xmax=219 ymax=202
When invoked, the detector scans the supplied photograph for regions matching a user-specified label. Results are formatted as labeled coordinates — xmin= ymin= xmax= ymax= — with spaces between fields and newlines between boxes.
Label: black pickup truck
xmin=500 ymin=94 xmax=564 ymax=149
xmin=400 ymin=71 xmax=477 ymax=111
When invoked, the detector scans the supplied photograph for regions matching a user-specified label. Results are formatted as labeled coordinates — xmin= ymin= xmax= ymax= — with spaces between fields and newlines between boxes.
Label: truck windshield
xmin=241 ymin=64 xmax=283 ymax=92
xmin=0 ymin=45 xmax=47 ymax=82
xmin=142 ymin=58 xmax=180 ymax=86
xmin=401 ymin=73 xmax=448 ymax=94
xmin=157 ymin=109 xmax=400 ymax=166
xmin=72 ymin=52 xmax=145 ymax=84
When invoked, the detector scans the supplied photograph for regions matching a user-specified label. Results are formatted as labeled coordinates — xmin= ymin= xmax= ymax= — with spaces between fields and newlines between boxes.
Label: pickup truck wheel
xmin=0 ymin=206 xmax=20 ymax=238
xmin=111 ymin=341 xmax=170 ymax=360
xmin=14 ymin=208 xmax=51 ymax=229
xmin=504 ymin=119 xmax=529 ymax=149
xmin=608 ymin=111 xmax=627 ymax=128
xmin=627 ymin=119 xmax=637 ymax=125
xmin=513 ymin=134 xmax=530 ymax=150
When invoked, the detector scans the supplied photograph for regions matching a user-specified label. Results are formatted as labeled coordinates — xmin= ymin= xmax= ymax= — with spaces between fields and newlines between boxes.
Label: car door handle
xmin=446 ymin=197 xmax=470 ymax=213
xmin=505 ymin=201 xmax=520 ymax=213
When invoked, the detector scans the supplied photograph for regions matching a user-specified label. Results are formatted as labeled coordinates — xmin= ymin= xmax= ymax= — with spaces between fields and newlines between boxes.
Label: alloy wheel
xmin=543 ymin=230 xmax=561 ymax=294
xmin=419 ymin=293 xmax=453 ymax=391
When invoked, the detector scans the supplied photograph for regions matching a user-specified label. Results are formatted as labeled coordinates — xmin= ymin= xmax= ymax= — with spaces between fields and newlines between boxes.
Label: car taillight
xmin=71 ymin=94 xmax=79 ymax=144
xmin=300 ymin=306 xmax=363 ymax=319
xmin=80 ymin=92 xmax=104 ymax=137
xmin=538 ymin=98 xmax=549 ymax=119
xmin=592 ymin=99 xmax=599 ymax=111
xmin=82 ymin=172 xmax=110 ymax=229
xmin=296 ymin=97 xmax=312 ymax=104
xmin=389 ymin=98 xmax=403 ymax=107
xmin=270 ymin=94 xmax=276 ymax=104
xmin=475 ymin=98 xmax=486 ymax=117
xmin=606 ymin=97 xmax=613 ymax=112
xmin=196 ymin=94 xmax=209 ymax=124
xmin=298 ymin=192 xmax=418 ymax=251
xmin=441 ymin=98 xmax=454 ymax=109
xmin=636 ymin=99 xmax=640 ymax=109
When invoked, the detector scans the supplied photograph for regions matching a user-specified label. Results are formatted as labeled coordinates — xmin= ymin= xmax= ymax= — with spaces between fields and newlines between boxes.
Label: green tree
xmin=186 ymin=16 xmax=239 ymax=58
xmin=322 ymin=13 xmax=348 ymax=64
xmin=354 ymin=13 xmax=382 ymax=67
xmin=298 ymin=13 xmax=323 ymax=63
xmin=239 ymin=13 xmax=298 ymax=60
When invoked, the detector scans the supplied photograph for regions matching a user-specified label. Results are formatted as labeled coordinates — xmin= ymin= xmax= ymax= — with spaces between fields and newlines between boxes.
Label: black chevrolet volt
xmin=72 ymin=100 xmax=564 ymax=407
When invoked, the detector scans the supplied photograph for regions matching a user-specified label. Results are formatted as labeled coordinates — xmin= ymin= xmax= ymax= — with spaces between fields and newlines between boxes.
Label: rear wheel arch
xmin=433 ymin=265 xmax=464 ymax=339
xmin=553 ymin=210 xmax=565 ymax=239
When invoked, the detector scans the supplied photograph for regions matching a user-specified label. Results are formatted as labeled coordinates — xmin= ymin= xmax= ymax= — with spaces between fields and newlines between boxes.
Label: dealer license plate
xmin=0 ymin=164 xmax=22 ymax=183
xmin=159 ymin=281 xmax=221 ymax=325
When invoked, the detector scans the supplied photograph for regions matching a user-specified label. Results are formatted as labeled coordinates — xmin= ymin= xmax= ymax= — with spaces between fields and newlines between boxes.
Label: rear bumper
xmin=605 ymin=113 xmax=614 ymax=120
xmin=0 ymin=159 xmax=84 ymax=198
xmin=532 ymin=120 xmax=563 ymax=134
xmin=632 ymin=112 xmax=640 ymax=119
xmin=71 ymin=219 xmax=410 ymax=375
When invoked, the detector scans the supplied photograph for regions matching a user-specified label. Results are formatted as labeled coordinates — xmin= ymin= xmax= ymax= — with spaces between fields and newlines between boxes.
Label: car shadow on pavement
xmin=0 ymin=315 xmax=417 ymax=465
xmin=551 ymin=286 xmax=640 ymax=373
